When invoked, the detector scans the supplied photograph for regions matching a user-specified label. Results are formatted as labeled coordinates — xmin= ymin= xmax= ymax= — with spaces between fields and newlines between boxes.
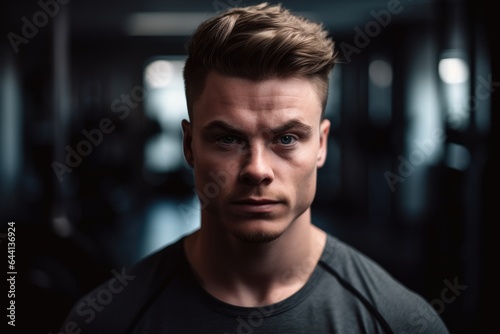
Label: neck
xmin=184 ymin=210 xmax=327 ymax=307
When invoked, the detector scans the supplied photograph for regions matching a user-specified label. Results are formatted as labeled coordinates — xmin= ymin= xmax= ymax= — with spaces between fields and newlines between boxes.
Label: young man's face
xmin=182 ymin=71 xmax=330 ymax=243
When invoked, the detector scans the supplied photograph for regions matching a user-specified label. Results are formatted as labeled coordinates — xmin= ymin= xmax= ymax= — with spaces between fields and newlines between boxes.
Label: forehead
xmin=192 ymin=71 xmax=322 ymax=123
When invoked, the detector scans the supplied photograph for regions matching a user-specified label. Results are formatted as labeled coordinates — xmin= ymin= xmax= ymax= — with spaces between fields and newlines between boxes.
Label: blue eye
xmin=279 ymin=135 xmax=296 ymax=145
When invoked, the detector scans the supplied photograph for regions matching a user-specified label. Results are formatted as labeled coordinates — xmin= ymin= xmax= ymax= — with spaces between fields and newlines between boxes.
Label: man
xmin=60 ymin=3 xmax=449 ymax=333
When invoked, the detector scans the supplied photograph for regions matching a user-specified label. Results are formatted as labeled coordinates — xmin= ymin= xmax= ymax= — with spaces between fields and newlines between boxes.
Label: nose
xmin=238 ymin=145 xmax=274 ymax=185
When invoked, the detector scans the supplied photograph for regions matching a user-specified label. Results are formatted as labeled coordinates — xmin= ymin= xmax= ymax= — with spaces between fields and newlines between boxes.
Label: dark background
xmin=1 ymin=0 xmax=497 ymax=333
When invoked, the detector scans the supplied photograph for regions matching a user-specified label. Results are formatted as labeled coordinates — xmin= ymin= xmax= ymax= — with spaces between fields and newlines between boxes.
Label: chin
xmin=230 ymin=221 xmax=288 ymax=244
xmin=232 ymin=229 xmax=284 ymax=244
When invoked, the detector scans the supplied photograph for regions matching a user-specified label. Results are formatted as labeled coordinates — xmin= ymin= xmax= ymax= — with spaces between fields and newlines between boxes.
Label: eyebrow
xmin=201 ymin=120 xmax=313 ymax=136
xmin=202 ymin=121 xmax=246 ymax=137
xmin=269 ymin=120 xmax=313 ymax=135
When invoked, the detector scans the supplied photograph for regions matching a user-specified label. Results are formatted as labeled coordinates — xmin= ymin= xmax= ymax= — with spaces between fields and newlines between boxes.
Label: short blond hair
xmin=183 ymin=2 xmax=339 ymax=119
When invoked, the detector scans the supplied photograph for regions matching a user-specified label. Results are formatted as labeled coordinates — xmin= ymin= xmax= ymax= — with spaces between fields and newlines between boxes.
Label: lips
xmin=233 ymin=198 xmax=281 ymax=205
xmin=231 ymin=198 xmax=283 ymax=213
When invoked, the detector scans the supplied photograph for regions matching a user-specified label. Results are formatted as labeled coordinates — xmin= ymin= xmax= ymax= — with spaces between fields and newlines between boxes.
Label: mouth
xmin=231 ymin=198 xmax=284 ymax=213
xmin=233 ymin=198 xmax=281 ymax=205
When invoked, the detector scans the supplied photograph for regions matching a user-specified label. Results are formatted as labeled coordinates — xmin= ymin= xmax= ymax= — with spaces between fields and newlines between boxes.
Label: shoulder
xmin=319 ymin=234 xmax=450 ymax=333
xmin=58 ymin=237 xmax=186 ymax=334
xmin=320 ymin=234 xmax=407 ymax=293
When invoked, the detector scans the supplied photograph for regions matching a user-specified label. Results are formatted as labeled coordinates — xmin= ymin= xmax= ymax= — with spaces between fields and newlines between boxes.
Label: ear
xmin=317 ymin=119 xmax=330 ymax=168
xmin=181 ymin=119 xmax=194 ymax=168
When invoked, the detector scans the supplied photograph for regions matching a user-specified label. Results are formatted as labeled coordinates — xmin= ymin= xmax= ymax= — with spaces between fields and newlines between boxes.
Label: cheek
xmin=286 ymin=157 xmax=318 ymax=195
xmin=293 ymin=149 xmax=319 ymax=174
xmin=193 ymin=156 xmax=238 ymax=196
xmin=298 ymin=169 xmax=317 ymax=194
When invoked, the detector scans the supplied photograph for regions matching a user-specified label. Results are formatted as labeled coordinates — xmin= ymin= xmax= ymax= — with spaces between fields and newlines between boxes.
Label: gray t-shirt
xmin=60 ymin=233 xmax=449 ymax=333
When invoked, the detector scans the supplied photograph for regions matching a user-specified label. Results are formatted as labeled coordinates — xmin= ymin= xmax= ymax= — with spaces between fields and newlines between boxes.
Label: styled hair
xmin=183 ymin=2 xmax=339 ymax=119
